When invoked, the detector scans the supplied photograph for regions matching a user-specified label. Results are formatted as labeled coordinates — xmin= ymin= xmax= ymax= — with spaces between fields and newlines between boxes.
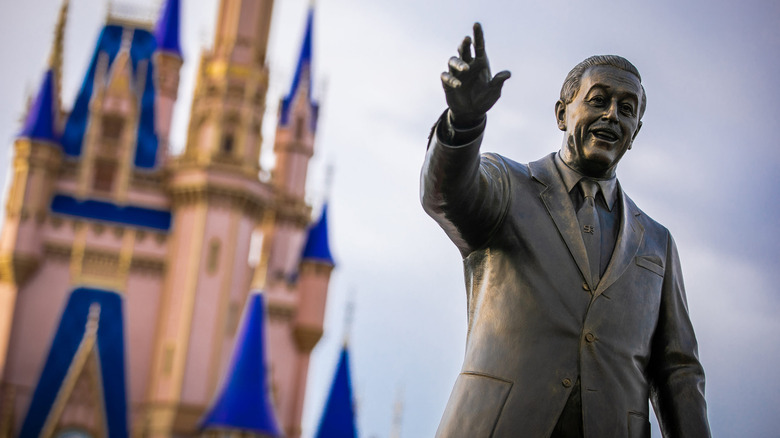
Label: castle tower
xmin=179 ymin=0 xmax=274 ymax=172
xmin=143 ymin=0 xmax=276 ymax=435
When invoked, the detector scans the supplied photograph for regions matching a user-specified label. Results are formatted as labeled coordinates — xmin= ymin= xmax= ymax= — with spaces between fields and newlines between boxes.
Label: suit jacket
xmin=420 ymin=122 xmax=710 ymax=438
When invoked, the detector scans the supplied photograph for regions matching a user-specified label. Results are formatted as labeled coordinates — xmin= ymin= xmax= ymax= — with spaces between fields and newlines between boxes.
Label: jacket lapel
xmin=529 ymin=154 xmax=645 ymax=295
xmin=529 ymin=155 xmax=594 ymax=290
xmin=593 ymin=186 xmax=644 ymax=297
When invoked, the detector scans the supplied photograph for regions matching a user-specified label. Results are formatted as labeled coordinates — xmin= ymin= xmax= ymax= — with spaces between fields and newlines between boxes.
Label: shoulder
xmin=621 ymin=189 xmax=674 ymax=246
xmin=480 ymin=152 xmax=542 ymax=179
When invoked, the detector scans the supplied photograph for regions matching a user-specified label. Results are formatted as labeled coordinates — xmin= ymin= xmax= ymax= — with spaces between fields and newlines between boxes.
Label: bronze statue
xmin=421 ymin=23 xmax=710 ymax=437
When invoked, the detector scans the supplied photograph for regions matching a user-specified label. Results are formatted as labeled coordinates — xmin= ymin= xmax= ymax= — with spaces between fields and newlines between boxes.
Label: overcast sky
xmin=2 ymin=0 xmax=780 ymax=437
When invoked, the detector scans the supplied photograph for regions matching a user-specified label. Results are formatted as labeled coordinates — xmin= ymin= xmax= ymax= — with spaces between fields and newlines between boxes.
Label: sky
xmin=1 ymin=0 xmax=780 ymax=437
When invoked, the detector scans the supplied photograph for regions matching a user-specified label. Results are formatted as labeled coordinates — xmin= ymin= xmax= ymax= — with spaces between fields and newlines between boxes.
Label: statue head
xmin=555 ymin=55 xmax=645 ymax=178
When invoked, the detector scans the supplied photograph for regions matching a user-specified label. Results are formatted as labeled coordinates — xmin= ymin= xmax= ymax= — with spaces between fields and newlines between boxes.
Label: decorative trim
xmin=168 ymin=181 xmax=269 ymax=220
xmin=44 ymin=242 xmax=165 ymax=275
xmin=0 ymin=254 xmax=40 ymax=285
xmin=51 ymin=194 xmax=172 ymax=231
xmin=265 ymin=300 xmax=295 ymax=319
xmin=272 ymin=196 xmax=311 ymax=228
xmin=299 ymin=261 xmax=334 ymax=277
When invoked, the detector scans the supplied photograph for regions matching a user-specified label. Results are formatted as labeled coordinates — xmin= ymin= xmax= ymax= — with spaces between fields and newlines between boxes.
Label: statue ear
xmin=628 ymin=121 xmax=643 ymax=149
xmin=555 ymin=100 xmax=566 ymax=131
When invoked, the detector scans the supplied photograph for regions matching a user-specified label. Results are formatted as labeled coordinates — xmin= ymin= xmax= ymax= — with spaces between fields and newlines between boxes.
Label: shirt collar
xmin=554 ymin=152 xmax=618 ymax=211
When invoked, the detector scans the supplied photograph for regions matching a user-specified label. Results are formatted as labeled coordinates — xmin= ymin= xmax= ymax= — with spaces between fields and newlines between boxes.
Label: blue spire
xmin=19 ymin=69 xmax=58 ymax=142
xmin=154 ymin=0 xmax=182 ymax=57
xmin=301 ymin=203 xmax=335 ymax=266
xmin=314 ymin=346 xmax=358 ymax=438
xmin=279 ymin=5 xmax=317 ymax=128
xmin=201 ymin=292 xmax=282 ymax=437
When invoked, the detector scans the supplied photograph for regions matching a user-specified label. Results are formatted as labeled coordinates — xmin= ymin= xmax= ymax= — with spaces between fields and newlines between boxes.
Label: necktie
xmin=577 ymin=179 xmax=601 ymax=286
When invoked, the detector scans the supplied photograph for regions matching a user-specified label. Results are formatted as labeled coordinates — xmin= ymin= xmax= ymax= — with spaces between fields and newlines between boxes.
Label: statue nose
xmin=602 ymin=102 xmax=619 ymax=121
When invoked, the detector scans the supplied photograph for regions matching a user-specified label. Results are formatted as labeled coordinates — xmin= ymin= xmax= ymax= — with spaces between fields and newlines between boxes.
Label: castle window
xmin=227 ymin=301 xmax=240 ymax=335
xmin=92 ymin=160 xmax=116 ymax=193
xmin=102 ymin=115 xmax=124 ymax=141
xmin=207 ymin=238 xmax=221 ymax=274
xmin=221 ymin=133 xmax=234 ymax=154
xmin=294 ymin=116 xmax=305 ymax=140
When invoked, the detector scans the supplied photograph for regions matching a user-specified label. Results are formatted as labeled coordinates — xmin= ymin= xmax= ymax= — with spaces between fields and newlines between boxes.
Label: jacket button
xmin=585 ymin=332 xmax=596 ymax=343
xmin=562 ymin=378 xmax=572 ymax=388
xmin=582 ymin=282 xmax=590 ymax=291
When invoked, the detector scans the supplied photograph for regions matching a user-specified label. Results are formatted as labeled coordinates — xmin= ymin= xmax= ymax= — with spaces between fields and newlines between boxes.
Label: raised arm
xmin=421 ymin=23 xmax=512 ymax=256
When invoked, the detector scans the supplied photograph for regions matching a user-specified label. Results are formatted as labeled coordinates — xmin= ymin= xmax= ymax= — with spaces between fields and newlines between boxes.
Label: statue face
xmin=556 ymin=65 xmax=643 ymax=178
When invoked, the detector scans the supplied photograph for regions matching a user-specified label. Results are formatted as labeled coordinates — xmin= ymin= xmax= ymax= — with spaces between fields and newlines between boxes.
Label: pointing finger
xmin=458 ymin=36 xmax=473 ymax=63
xmin=441 ymin=72 xmax=462 ymax=89
xmin=473 ymin=22 xmax=485 ymax=59
xmin=448 ymin=56 xmax=470 ymax=73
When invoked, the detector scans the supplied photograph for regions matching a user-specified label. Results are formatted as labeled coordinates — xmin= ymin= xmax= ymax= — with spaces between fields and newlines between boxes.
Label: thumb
xmin=490 ymin=70 xmax=511 ymax=90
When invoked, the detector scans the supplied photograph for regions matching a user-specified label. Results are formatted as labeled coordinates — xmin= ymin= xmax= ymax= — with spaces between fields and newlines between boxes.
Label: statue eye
xmin=589 ymin=96 xmax=605 ymax=106
xmin=620 ymin=103 xmax=635 ymax=116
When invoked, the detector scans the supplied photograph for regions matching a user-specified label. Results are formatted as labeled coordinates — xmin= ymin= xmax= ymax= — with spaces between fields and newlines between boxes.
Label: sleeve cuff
xmin=436 ymin=110 xmax=486 ymax=146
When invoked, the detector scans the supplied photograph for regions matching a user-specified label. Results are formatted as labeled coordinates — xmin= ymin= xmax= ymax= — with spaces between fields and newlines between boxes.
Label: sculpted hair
xmin=560 ymin=55 xmax=647 ymax=118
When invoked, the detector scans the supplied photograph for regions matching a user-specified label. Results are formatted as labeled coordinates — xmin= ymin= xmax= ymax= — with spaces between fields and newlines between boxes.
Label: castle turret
xmin=295 ymin=203 xmax=334 ymax=351
xmin=314 ymin=345 xmax=358 ymax=438
xmin=273 ymin=6 xmax=318 ymax=201
xmin=264 ymin=3 xmax=318 ymax=287
xmin=0 ymin=67 xmax=62 ymax=381
xmin=153 ymin=0 xmax=184 ymax=165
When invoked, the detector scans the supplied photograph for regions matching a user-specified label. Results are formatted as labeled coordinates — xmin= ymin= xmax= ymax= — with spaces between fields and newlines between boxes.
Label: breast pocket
xmin=635 ymin=255 xmax=664 ymax=276
xmin=436 ymin=372 xmax=513 ymax=438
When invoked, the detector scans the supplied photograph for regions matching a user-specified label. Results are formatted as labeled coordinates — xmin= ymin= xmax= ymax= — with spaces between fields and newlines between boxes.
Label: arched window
xmin=92 ymin=159 xmax=117 ymax=193
xmin=221 ymin=133 xmax=234 ymax=154
xmin=207 ymin=238 xmax=221 ymax=274
xmin=294 ymin=116 xmax=305 ymax=140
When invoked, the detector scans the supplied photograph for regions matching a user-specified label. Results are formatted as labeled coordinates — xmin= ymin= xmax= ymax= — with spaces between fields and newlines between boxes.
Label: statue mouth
xmin=591 ymin=128 xmax=619 ymax=142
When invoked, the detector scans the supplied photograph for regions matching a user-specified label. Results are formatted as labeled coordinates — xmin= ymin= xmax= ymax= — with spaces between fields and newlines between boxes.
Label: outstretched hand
xmin=441 ymin=23 xmax=511 ymax=128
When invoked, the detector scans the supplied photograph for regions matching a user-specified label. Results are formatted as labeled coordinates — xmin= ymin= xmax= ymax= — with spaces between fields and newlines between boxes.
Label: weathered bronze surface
xmin=421 ymin=23 xmax=710 ymax=437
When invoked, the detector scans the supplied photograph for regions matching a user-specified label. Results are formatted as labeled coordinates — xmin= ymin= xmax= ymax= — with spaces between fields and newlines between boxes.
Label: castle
xmin=0 ymin=0 xmax=354 ymax=436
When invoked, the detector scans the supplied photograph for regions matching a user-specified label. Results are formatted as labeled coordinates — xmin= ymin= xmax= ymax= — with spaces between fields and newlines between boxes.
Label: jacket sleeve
xmin=420 ymin=112 xmax=510 ymax=257
xmin=649 ymin=231 xmax=711 ymax=437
